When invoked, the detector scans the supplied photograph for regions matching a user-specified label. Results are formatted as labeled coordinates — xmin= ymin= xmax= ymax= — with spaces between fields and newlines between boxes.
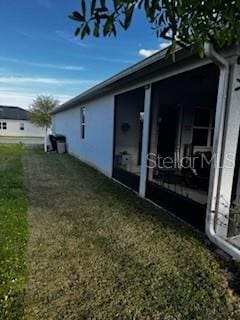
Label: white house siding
xmin=0 ymin=119 xmax=44 ymax=144
xmin=53 ymin=95 xmax=114 ymax=177
xmin=0 ymin=119 xmax=44 ymax=137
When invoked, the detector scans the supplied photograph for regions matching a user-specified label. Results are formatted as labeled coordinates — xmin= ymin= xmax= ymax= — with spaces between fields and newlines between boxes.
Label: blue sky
xmin=0 ymin=0 xmax=169 ymax=108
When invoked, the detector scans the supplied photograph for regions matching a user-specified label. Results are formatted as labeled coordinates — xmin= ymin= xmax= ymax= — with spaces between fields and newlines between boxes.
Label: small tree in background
xmin=30 ymin=95 xmax=59 ymax=152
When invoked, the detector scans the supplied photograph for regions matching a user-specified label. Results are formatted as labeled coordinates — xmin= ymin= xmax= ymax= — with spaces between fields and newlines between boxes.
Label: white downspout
xmin=204 ymin=43 xmax=240 ymax=261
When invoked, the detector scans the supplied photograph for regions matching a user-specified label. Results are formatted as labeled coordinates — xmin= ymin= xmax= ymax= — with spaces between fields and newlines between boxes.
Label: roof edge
xmin=52 ymin=44 xmax=240 ymax=115
xmin=52 ymin=46 xmax=186 ymax=115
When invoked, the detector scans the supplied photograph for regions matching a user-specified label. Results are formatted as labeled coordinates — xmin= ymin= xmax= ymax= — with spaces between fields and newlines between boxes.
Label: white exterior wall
xmin=52 ymin=55 xmax=212 ymax=179
xmin=215 ymin=62 xmax=240 ymax=237
xmin=53 ymin=95 xmax=114 ymax=177
xmin=0 ymin=119 xmax=45 ymax=137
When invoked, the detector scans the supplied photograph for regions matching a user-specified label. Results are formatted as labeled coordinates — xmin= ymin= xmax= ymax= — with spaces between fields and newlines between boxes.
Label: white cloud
xmin=0 ymin=76 xmax=99 ymax=86
xmin=138 ymin=49 xmax=159 ymax=58
xmin=0 ymin=56 xmax=84 ymax=71
xmin=0 ymin=90 xmax=71 ymax=108
xmin=0 ymin=76 xmax=61 ymax=85
xmin=0 ymin=74 xmax=100 ymax=108
xmin=138 ymin=42 xmax=171 ymax=59
xmin=159 ymin=42 xmax=171 ymax=51
xmin=0 ymin=72 xmax=100 ymax=107
xmin=95 ymin=56 xmax=135 ymax=64
xmin=56 ymin=30 xmax=88 ymax=48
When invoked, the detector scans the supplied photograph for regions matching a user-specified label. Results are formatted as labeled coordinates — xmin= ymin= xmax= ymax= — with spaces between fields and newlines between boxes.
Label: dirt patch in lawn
xmin=23 ymin=147 xmax=240 ymax=320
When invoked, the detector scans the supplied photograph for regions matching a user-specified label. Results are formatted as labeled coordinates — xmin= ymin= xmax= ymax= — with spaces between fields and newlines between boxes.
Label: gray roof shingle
xmin=0 ymin=106 xmax=29 ymax=120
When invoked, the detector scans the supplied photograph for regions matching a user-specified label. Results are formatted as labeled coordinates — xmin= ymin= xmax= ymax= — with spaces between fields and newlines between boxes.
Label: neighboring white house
xmin=0 ymin=106 xmax=45 ymax=144
xmin=52 ymin=44 xmax=240 ymax=260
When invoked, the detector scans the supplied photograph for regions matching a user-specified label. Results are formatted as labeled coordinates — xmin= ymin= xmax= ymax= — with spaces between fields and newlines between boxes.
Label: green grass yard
xmin=1 ymin=144 xmax=240 ymax=319
xmin=0 ymin=145 xmax=28 ymax=319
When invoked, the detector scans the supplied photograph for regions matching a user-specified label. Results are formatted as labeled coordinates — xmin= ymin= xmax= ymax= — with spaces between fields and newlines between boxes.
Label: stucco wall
xmin=0 ymin=119 xmax=45 ymax=137
xmin=52 ymin=95 xmax=114 ymax=177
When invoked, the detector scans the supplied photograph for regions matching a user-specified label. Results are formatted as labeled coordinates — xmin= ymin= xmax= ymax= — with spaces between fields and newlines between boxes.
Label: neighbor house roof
xmin=52 ymin=44 xmax=240 ymax=115
xmin=0 ymin=106 xmax=29 ymax=120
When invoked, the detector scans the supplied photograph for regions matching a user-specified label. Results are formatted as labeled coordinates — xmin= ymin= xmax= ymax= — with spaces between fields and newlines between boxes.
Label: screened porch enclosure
xmin=112 ymin=64 xmax=220 ymax=231
xmin=146 ymin=64 xmax=219 ymax=230
xmin=113 ymin=87 xmax=145 ymax=191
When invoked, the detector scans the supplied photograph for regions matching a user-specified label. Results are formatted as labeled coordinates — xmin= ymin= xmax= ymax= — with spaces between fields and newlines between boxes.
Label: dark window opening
xmin=80 ymin=107 xmax=86 ymax=139
xmin=194 ymin=108 xmax=210 ymax=127
xmin=81 ymin=125 xmax=85 ymax=139
xmin=192 ymin=128 xmax=209 ymax=146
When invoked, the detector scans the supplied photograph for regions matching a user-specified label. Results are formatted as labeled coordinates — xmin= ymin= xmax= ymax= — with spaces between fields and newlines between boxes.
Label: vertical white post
xmin=216 ymin=62 xmax=240 ymax=237
xmin=44 ymin=127 xmax=48 ymax=152
xmin=139 ymin=84 xmax=152 ymax=197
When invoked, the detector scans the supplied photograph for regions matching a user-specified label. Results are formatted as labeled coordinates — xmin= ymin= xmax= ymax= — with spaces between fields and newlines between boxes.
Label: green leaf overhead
xmin=69 ymin=0 xmax=240 ymax=56
xmin=69 ymin=11 xmax=85 ymax=22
